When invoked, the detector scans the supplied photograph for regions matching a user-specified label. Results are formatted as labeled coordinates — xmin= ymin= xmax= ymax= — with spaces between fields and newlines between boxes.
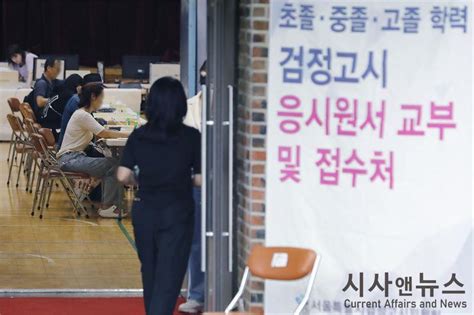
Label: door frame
xmin=202 ymin=0 xmax=238 ymax=311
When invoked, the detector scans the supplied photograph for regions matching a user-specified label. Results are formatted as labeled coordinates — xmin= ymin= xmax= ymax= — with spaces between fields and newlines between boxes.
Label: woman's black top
xmin=120 ymin=124 xmax=201 ymax=223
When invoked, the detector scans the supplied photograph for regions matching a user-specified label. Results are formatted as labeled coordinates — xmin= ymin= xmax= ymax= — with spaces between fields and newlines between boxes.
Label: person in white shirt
xmin=6 ymin=44 xmax=37 ymax=87
xmin=57 ymin=83 xmax=130 ymax=218
xmin=183 ymin=91 xmax=202 ymax=132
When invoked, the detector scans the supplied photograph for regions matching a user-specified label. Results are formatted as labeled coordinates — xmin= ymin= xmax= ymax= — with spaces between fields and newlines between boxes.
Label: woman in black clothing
xmin=117 ymin=77 xmax=201 ymax=315
xmin=54 ymin=74 xmax=83 ymax=114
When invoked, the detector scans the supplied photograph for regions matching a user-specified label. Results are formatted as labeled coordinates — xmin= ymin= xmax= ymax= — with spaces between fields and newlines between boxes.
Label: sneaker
xmin=178 ymin=299 xmax=204 ymax=313
xmin=98 ymin=205 xmax=127 ymax=218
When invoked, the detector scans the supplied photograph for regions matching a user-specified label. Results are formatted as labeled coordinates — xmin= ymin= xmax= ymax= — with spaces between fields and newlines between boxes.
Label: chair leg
xmin=59 ymin=177 xmax=79 ymax=215
xmin=7 ymin=141 xmax=17 ymax=186
xmin=45 ymin=179 xmax=54 ymax=208
xmin=23 ymin=153 xmax=29 ymax=174
xmin=28 ymin=161 xmax=37 ymax=193
xmin=7 ymin=132 xmax=14 ymax=163
xmin=24 ymin=153 xmax=32 ymax=191
xmin=39 ymin=179 xmax=52 ymax=219
xmin=37 ymin=174 xmax=49 ymax=219
xmin=15 ymin=149 xmax=26 ymax=188
xmin=31 ymin=172 xmax=43 ymax=217
xmin=60 ymin=177 xmax=89 ymax=218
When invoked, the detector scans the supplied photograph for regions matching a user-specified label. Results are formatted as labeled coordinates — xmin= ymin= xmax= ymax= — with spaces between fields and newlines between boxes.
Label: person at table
xmin=58 ymin=83 xmax=130 ymax=218
xmin=6 ymin=44 xmax=37 ymax=87
xmin=117 ymin=77 xmax=202 ymax=315
xmin=58 ymin=73 xmax=102 ymax=148
xmin=54 ymin=74 xmax=83 ymax=115
xmin=28 ymin=57 xmax=63 ymax=139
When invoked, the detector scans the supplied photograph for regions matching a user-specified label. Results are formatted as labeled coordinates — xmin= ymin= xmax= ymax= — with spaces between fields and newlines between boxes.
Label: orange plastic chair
xmin=205 ymin=245 xmax=321 ymax=315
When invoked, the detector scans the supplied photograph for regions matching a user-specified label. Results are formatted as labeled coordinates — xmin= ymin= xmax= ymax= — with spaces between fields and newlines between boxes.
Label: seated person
xmin=58 ymin=73 xmax=102 ymax=148
xmin=6 ymin=44 xmax=38 ymax=87
xmin=29 ymin=57 xmax=63 ymax=139
xmin=54 ymin=74 xmax=83 ymax=115
xmin=57 ymin=83 xmax=129 ymax=218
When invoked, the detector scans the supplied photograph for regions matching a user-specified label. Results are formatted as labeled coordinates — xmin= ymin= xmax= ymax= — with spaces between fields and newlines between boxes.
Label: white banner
xmin=265 ymin=1 xmax=472 ymax=314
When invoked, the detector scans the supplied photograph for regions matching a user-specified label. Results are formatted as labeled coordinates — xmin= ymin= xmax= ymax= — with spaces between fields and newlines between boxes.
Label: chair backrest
xmin=7 ymin=97 xmax=21 ymax=113
xmin=7 ymin=114 xmax=24 ymax=134
xmin=31 ymin=133 xmax=59 ymax=169
xmin=30 ymin=133 xmax=48 ymax=157
xmin=224 ymin=245 xmax=320 ymax=314
xmin=247 ymin=245 xmax=316 ymax=280
xmin=24 ymin=118 xmax=39 ymax=136
xmin=39 ymin=128 xmax=56 ymax=147
xmin=20 ymin=103 xmax=36 ymax=122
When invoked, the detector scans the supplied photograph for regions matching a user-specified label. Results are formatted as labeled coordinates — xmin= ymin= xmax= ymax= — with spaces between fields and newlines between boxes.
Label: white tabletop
xmin=102 ymin=138 xmax=128 ymax=147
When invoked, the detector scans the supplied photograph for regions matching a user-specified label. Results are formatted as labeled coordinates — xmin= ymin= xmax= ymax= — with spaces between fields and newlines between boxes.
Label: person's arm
xmin=193 ymin=174 xmax=202 ymax=187
xmin=97 ymin=129 xmax=130 ymax=139
xmin=81 ymin=111 xmax=129 ymax=139
xmin=34 ymin=80 xmax=49 ymax=108
xmin=117 ymin=132 xmax=137 ymax=186
xmin=117 ymin=166 xmax=137 ymax=186
xmin=36 ymin=95 xmax=49 ymax=108
xmin=25 ymin=53 xmax=35 ymax=88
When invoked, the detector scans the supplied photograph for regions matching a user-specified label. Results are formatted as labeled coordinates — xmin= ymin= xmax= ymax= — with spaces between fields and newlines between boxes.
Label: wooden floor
xmin=0 ymin=143 xmax=142 ymax=289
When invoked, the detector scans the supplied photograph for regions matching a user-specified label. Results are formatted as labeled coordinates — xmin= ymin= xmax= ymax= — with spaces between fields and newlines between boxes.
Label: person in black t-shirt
xmin=117 ymin=77 xmax=201 ymax=315
xmin=29 ymin=58 xmax=63 ymax=139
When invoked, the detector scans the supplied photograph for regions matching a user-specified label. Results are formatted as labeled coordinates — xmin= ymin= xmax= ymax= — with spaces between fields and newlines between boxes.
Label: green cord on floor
xmin=116 ymin=219 xmax=137 ymax=252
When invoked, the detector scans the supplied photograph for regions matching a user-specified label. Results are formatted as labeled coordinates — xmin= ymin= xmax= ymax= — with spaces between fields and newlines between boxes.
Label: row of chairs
xmin=6 ymin=97 xmax=95 ymax=219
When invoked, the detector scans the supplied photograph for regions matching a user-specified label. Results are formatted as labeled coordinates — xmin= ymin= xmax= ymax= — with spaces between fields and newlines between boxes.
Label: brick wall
xmin=236 ymin=0 xmax=269 ymax=312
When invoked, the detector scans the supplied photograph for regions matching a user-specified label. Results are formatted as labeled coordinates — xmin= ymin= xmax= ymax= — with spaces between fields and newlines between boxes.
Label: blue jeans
xmin=58 ymin=151 xmax=121 ymax=205
xmin=187 ymin=187 xmax=204 ymax=302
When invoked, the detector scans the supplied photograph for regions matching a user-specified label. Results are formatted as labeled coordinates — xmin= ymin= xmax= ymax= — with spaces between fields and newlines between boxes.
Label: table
xmin=105 ymin=83 xmax=151 ymax=93
xmin=94 ymin=105 xmax=146 ymax=156
xmin=98 ymin=138 xmax=128 ymax=159
xmin=94 ymin=104 xmax=146 ymax=126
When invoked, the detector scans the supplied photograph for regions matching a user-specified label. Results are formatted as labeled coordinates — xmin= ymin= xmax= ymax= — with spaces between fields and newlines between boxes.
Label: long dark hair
xmin=78 ymin=83 xmax=104 ymax=109
xmin=53 ymin=74 xmax=83 ymax=113
xmin=6 ymin=44 xmax=26 ymax=65
xmin=144 ymin=76 xmax=187 ymax=140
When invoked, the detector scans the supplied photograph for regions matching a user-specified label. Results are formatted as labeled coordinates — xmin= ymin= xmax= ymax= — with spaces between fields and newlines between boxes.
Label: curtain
xmin=0 ymin=0 xmax=180 ymax=66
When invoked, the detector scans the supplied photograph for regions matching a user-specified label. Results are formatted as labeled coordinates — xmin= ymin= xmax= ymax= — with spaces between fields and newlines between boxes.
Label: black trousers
xmin=132 ymin=200 xmax=194 ymax=315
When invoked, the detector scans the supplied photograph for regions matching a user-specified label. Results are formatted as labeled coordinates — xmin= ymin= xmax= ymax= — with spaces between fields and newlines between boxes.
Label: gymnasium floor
xmin=0 ymin=142 xmax=142 ymax=290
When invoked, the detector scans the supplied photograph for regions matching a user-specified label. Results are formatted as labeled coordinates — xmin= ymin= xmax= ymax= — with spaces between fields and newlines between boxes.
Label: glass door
xmin=202 ymin=0 xmax=237 ymax=311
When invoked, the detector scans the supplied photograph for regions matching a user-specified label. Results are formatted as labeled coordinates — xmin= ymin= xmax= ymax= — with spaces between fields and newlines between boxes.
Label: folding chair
xmin=7 ymin=97 xmax=21 ymax=162
xmin=19 ymin=102 xmax=36 ymax=122
xmin=205 ymin=245 xmax=321 ymax=315
xmin=6 ymin=114 xmax=33 ymax=187
xmin=37 ymin=128 xmax=97 ymax=212
xmin=30 ymin=133 xmax=91 ymax=219
xmin=7 ymin=97 xmax=21 ymax=113
xmin=22 ymin=118 xmax=44 ymax=193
